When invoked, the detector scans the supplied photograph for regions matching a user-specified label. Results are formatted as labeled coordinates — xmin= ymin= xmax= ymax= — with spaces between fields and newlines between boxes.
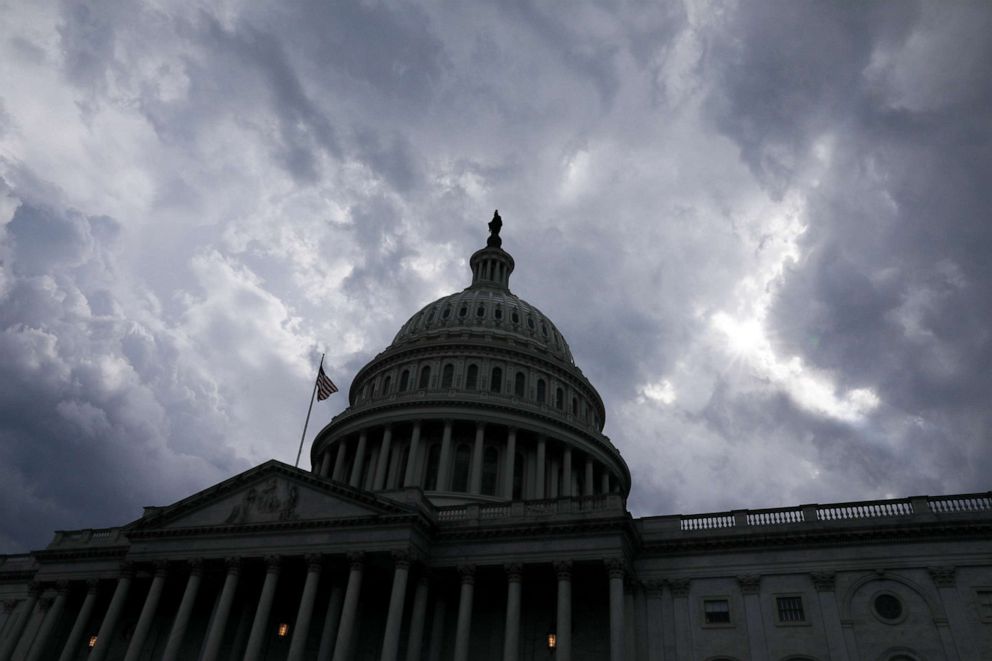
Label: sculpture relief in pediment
xmin=225 ymin=478 xmax=299 ymax=525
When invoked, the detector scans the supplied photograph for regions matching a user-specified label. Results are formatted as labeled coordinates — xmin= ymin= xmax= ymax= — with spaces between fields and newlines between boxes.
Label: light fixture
xmin=546 ymin=633 xmax=557 ymax=649
xmin=277 ymin=623 xmax=290 ymax=637
xmin=88 ymin=635 xmax=98 ymax=648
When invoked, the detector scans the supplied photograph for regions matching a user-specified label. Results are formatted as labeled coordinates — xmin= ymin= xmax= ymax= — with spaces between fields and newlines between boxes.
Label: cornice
xmin=128 ymin=512 xmax=428 ymax=541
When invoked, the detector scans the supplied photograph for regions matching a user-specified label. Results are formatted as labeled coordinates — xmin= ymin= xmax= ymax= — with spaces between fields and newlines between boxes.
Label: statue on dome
xmin=487 ymin=209 xmax=503 ymax=248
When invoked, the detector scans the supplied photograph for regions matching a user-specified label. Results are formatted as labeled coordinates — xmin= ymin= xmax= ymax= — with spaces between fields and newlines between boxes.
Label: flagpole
xmin=295 ymin=353 xmax=324 ymax=468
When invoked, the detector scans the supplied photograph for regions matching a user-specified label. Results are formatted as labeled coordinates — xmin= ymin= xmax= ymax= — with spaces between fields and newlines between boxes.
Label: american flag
xmin=316 ymin=365 xmax=338 ymax=400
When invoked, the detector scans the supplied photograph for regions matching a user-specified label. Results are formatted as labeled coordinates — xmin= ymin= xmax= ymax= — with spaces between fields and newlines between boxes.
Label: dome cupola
xmin=311 ymin=212 xmax=630 ymax=506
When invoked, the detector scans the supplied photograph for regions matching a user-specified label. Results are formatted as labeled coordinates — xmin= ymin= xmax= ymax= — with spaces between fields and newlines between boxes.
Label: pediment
xmin=140 ymin=461 xmax=411 ymax=531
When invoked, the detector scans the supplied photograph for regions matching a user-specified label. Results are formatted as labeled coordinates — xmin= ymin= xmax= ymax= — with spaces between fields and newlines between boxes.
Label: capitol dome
xmin=311 ymin=211 xmax=629 ymax=505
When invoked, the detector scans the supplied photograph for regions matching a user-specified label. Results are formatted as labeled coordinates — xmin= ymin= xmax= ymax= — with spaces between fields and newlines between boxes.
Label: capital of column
xmin=188 ymin=558 xmax=205 ymax=576
xmin=475 ymin=421 xmax=487 ymax=431
xmin=1 ymin=599 xmax=16 ymax=614
xmin=264 ymin=555 xmax=283 ymax=573
xmin=225 ymin=557 xmax=242 ymax=575
xmin=85 ymin=578 xmax=100 ymax=594
xmin=391 ymin=550 xmax=413 ymax=570
xmin=153 ymin=560 xmax=170 ymax=578
xmin=643 ymin=580 xmax=664 ymax=597
xmin=928 ymin=566 xmax=956 ymax=588
xmin=37 ymin=597 xmax=54 ymax=613
xmin=305 ymin=554 xmax=324 ymax=572
xmin=737 ymin=574 xmax=761 ymax=595
xmin=553 ymin=560 xmax=572 ymax=581
xmin=505 ymin=563 xmax=523 ymax=583
xmin=27 ymin=582 xmax=43 ymax=597
xmin=667 ymin=578 xmax=691 ymax=598
xmin=810 ymin=571 xmax=836 ymax=592
xmin=458 ymin=564 xmax=476 ymax=585
xmin=347 ymin=552 xmax=365 ymax=570
xmin=604 ymin=558 xmax=625 ymax=580
xmin=53 ymin=579 xmax=71 ymax=594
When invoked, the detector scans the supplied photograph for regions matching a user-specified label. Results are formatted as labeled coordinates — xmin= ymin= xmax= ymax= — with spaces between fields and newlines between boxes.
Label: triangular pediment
xmin=138 ymin=461 xmax=414 ymax=531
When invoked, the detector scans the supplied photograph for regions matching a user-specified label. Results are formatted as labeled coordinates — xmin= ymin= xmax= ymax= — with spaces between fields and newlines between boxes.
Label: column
xmin=0 ymin=601 xmax=17 ymax=642
xmin=349 ymin=430 xmax=368 ymax=488
xmin=380 ymin=553 xmax=412 ymax=661
xmin=562 ymin=447 xmax=572 ymax=497
xmin=584 ymin=457 xmax=594 ymax=496
xmin=549 ymin=458 xmax=559 ymax=498
xmin=929 ymin=567 xmax=969 ymax=660
xmin=0 ymin=584 xmax=39 ymax=661
xmin=738 ymin=575 xmax=768 ymax=661
xmin=405 ymin=573 xmax=430 ymax=661
xmin=319 ymin=450 xmax=332 ymax=477
xmin=90 ymin=563 xmax=134 ymax=661
xmin=332 ymin=440 xmax=349 ymax=482
xmin=403 ymin=421 xmax=423 ymax=487
xmin=601 ymin=472 xmax=610 ymax=495
xmin=501 ymin=428 xmax=517 ymax=498
xmin=16 ymin=596 xmax=46 ymax=661
xmin=373 ymin=426 xmax=393 ymax=490
xmin=452 ymin=565 xmax=475 ymax=661
xmin=162 ymin=559 xmax=203 ymax=661
xmin=244 ymin=556 xmax=282 ymax=661
xmin=316 ymin=581 xmax=344 ymax=661
xmin=634 ymin=584 xmax=648 ymax=661
xmin=643 ymin=582 xmax=664 ymax=661
xmin=332 ymin=553 xmax=365 ymax=661
xmin=27 ymin=592 xmax=60 ymax=661
xmin=468 ymin=423 xmax=485 ymax=494
xmin=555 ymin=561 xmax=572 ymax=661
xmin=606 ymin=561 xmax=624 ymax=661
xmin=27 ymin=589 xmax=65 ymax=661
xmin=502 ymin=564 xmax=522 ymax=661
xmin=535 ymin=437 xmax=546 ymax=498
xmin=124 ymin=562 xmax=169 ymax=661
xmin=668 ymin=579 xmax=691 ymax=660
xmin=427 ymin=596 xmax=446 ymax=661
xmin=436 ymin=421 xmax=454 ymax=491
xmin=623 ymin=582 xmax=635 ymax=661
xmin=201 ymin=559 xmax=241 ymax=661
xmin=808 ymin=571 xmax=848 ymax=661
xmin=288 ymin=555 xmax=324 ymax=661
xmin=56 ymin=580 xmax=98 ymax=661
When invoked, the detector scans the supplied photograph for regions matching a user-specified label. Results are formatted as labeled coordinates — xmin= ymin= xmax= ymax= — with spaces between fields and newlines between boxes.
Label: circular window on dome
xmin=511 ymin=309 xmax=520 ymax=324
xmin=494 ymin=306 xmax=503 ymax=320
xmin=459 ymin=305 xmax=468 ymax=318
xmin=527 ymin=317 xmax=535 ymax=330
xmin=427 ymin=309 xmax=436 ymax=323
xmin=541 ymin=323 xmax=548 ymax=337
xmin=476 ymin=304 xmax=485 ymax=318
xmin=872 ymin=592 xmax=905 ymax=624
xmin=442 ymin=306 xmax=451 ymax=319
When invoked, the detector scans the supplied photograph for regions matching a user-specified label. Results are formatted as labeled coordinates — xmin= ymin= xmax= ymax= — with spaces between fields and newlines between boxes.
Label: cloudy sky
xmin=1 ymin=1 xmax=990 ymax=553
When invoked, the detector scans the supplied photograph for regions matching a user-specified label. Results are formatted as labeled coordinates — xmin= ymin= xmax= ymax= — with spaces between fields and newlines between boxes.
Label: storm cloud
xmin=1 ymin=1 xmax=990 ymax=552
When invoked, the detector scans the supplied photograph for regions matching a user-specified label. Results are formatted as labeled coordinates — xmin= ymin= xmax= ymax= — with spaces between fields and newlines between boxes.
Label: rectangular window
xmin=977 ymin=590 xmax=992 ymax=622
xmin=776 ymin=596 xmax=806 ymax=623
xmin=703 ymin=599 xmax=731 ymax=624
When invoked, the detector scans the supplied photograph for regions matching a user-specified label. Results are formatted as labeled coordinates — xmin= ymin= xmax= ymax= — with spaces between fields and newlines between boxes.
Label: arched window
xmin=424 ymin=444 xmax=441 ymax=490
xmin=571 ymin=397 xmax=578 ymax=415
xmin=441 ymin=364 xmax=454 ymax=389
xmin=476 ymin=304 xmax=485 ymax=318
xmin=494 ymin=306 xmax=503 ymax=320
xmin=362 ymin=384 xmax=371 ymax=400
xmin=482 ymin=447 xmax=499 ymax=495
xmin=458 ymin=304 xmax=468 ymax=318
xmin=536 ymin=379 xmax=546 ymax=403
xmin=452 ymin=444 xmax=471 ymax=492
xmin=514 ymin=372 xmax=525 ymax=397
xmin=466 ymin=364 xmax=479 ymax=390
xmin=399 ymin=369 xmax=410 ymax=391
xmin=490 ymin=367 xmax=502 ymax=393
xmin=382 ymin=375 xmax=391 ymax=394
xmin=418 ymin=365 xmax=431 ymax=389
xmin=556 ymin=388 xmax=564 ymax=410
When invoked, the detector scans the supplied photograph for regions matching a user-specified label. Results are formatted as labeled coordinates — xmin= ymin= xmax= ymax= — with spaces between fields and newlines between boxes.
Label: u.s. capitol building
xmin=1 ymin=214 xmax=990 ymax=661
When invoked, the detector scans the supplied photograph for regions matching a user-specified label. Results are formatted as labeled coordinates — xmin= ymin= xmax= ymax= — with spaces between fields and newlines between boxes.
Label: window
xmin=513 ymin=452 xmax=524 ymax=499
xmin=703 ymin=599 xmax=731 ymax=624
xmin=382 ymin=375 xmax=391 ymax=394
xmin=452 ymin=444 xmax=471 ymax=492
xmin=441 ymin=364 xmax=454 ymax=389
xmin=514 ymin=372 xmax=525 ymax=397
xmin=776 ymin=596 xmax=806 ymax=623
xmin=466 ymin=364 xmax=478 ymax=390
xmin=424 ymin=444 xmax=441 ymax=490
xmin=476 ymin=304 xmax=485 ymax=318
xmin=458 ymin=304 xmax=468 ymax=318
xmin=427 ymin=308 xmax=436 ymax=323
xmin=511 ymin=309 xmax=520 ymax=324
xmin=555 ymin=387 xmax=564 ymax=410
xmin=482 ymin=447 xmax=499 ymax=495
xmin=491 ymin=367 xmax=502 ymax=393
xmin=395 ymin=445 xmax=409 ymax=489
xmin=442 ymin=306 xmax=451 ymax=319
xmin=399 ymin=369 xmax=410 ymax=391
xmin=527 ymin=316 xmax=535 ymax=329
xmin=418 ymin=366 xmax=431 ymax=390
xmin=494 ymin=306 xmax=503 ymax=320
xmin=977 ymin=589 xmax=992 ymax=622
xmin=536 ymin=379 xmax=546 ymax=403
xmin=872 ymin=593 xmax=904 ymax=623
xmin=571 ymin=397 xmax=578 ymax=415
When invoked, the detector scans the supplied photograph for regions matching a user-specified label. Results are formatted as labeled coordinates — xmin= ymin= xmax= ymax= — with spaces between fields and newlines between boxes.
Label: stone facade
xmin=1 ymin=214 xmax=990 ymax=661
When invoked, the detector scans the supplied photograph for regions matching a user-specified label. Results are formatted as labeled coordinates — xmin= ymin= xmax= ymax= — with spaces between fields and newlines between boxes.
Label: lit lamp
xmin=546 ymin=633 xmax=557 ymax=650
xmin=277 ymin=623 xmax=290 ymax=638
xmin=88 ymin=635 xmax=98 ymax=648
